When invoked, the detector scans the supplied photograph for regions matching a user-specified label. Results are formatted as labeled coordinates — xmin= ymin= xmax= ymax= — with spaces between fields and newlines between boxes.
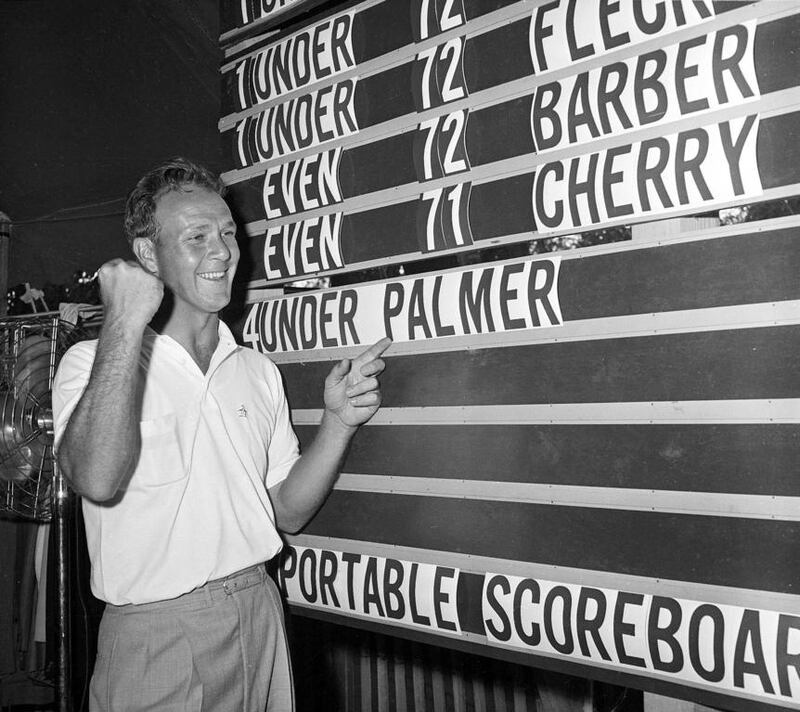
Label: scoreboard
xmin=218 ymin=2 xmax=800 ymax=710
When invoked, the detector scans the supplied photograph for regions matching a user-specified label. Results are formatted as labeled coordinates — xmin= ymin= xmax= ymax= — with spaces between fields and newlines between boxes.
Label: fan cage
xmin=0 ymin=311 xmax=99 ymax=521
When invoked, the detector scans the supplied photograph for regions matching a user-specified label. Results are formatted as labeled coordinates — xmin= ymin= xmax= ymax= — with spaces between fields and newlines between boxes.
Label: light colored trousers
xmin=90 ymin=564 xmax=294 ymax=711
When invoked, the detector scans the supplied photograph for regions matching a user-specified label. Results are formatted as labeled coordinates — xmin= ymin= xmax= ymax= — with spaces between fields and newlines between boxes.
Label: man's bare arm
xmin=269 ymin=337 xmax=390 ymax=533
xmin=57 ymin=259 xmax=163 ymax=501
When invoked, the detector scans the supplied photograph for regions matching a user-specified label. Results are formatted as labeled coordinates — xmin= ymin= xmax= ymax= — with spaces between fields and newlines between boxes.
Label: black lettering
xmin=734 ymin=609 xmax=775 ymax=693
xmin=298 ymin=295 xmax=317 ymax=349
xmin=432 ymin=275 xmax=456 ymax=336
xmin=237 ymin=115 xmax=254 ymax=168
xmin=777 ymin=614 xmax=800 ymax=697
xmin=383 ymin=283 xmax=405 ymax=341
xmin=599 ymin=0 xmax=629 ymax=50
xmin=257 ymin=110 xmax=272 ymax=163
xmin=485 ymin=575 xmax=512 ymax=641
xmin=279 ymin=547 xmax=297 ymax=596
xmin=680 ymin=0 xmax=712 ymax=24
xmin=339 ymin=289 xmax=359 ymax=345
xmin=294 ymin=32 xmax=311 ymax=86
xmin=409 ymin=564 xmax=432 ymax=626
xmin=568 ymin=153 xmax=600 ymax=226
xmin=408 ymin=278 xmax=433 ymax=340
xmin=314 ymin=85 xmax=335 ymax=142
xmin=258 ymin=109 xmax=275 ymax=162
xmin=295 ymin=95 xmax=315 ymax=150
xmin=255 ymin=49 xmax=273 ymax=103
xmin=534 ymin=163 xmax=564 ymax=228
xmin=312 ymin=22 xmax=331 ymax=80
xmin=648 ymin=596 xmax=683 ymax=673
xmin=719 ymin=114 xmax=757 ymax=196
xmin=614 ymin=592 xmax=647 ymax=668
xmin=533 ymin=2 xmax=558 ymax=72
xmin=363 ymin=557 xmax=385 ymax=617
xmin=713 ymin=25 xmax=753 ymax=104
xmin=240 ymin=56 xmax=254 ymax=108
xmin=383 ymin=559 xmax=406 ymax=620
xmin=263 ymin=166 xmax=285 ymax=218
xmin=319 ymin=550 xmax=340 ymax=607
xmin=597 ymin=63 xmax=632 ymax=135
xmin=675 ymin=128 xmax=711 ymax=205
xmin=272 ymin=39 xmax=294 ymax=95
xmin=433 ymin=567 xmax=458 ymax=632
xmin=458 ymin=270 xmax=495 ymax=334
xmin=676 ymin=35 xmax=709 ymax=115
xmin=577 ymin=588 xmax=611 ymax=660
xmin=319 ymin=292 xmax=337 ymax=348
xmin=278 ymin=299 xmax=300 ymax=351
xmin=689 ymin=604 xmax=725 ymax=683
xmin=532 ymin=83 xmax=562 ymax=151
xmin=282 ymin=161 xmax=300 ymax=215
xmin=333 ymin=80 xmax=357 ymax=135
xmin=672 ymin=0 xmax=686 ymax=26
xmin=603 ymin=145 xmax=634 ymax=219
xmin=282 ymin=221 xmax=301 ymax=274
xmin=527 ymin=260 xmax=559 ymax=327
xmin=544 ymin=586 xmax=574 ymax=654
xmin=331 ymin=14 xmax=353 ymax=72
xmin=317 ymin=150 xmax=342 ymax=207
xmin=637 ymin=137 xmax=673 ymax=211
xmin=272 ymin=103 xmax=296 ymax=156
xmin=633 ymin=0 xmax=665 ymax=34
xmin=500 ymin=263 xmax=526 ymax=331
xmin=566 ymin=0 xmax=594 ymax=61
xmin=261 ymin=301 xmax=278 ymax=353
xmin=634 ymin=50 xmax=668 ymax=125
xmin=514 ymin=579 xmax=541 ymax=646
xmin=298 ymin=548 xmax=318 ymax=603
xmin=342 ymin=552 xmax=361 ymax=610
xmin=292 ymin=156 xmax=318 ymax=209
xmin=567 ymin=73 xmax=600 ymax=145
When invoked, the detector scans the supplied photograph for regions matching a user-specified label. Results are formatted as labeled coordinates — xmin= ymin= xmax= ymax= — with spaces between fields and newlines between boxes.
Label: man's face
xmin=150 ymin=186 xmax=240 ymax=317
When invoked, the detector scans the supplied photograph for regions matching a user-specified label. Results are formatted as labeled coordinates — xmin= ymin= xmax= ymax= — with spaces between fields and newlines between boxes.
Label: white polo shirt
xmin=52 ymin=322 xmax=300 ymax=605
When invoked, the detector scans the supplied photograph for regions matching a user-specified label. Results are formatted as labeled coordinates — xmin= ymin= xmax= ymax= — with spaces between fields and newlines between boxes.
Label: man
xmin=52 ymin=158 xmax=390 ymax=711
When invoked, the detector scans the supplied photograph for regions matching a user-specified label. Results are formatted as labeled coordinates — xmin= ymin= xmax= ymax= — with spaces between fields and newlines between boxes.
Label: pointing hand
xmin=323 ymin=337 xmax=392 ymax=429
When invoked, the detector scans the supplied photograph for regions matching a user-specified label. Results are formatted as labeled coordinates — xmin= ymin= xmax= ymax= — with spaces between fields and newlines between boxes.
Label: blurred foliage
xmin=720 ymin=196 xmax=800 ymax=224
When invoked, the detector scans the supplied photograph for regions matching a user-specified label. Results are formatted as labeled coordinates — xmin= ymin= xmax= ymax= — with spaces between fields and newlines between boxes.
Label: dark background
xmin=0 ymin=0 xmax=223 ymax=702
xmin=0 ymin=0 xmax=223 ymax=288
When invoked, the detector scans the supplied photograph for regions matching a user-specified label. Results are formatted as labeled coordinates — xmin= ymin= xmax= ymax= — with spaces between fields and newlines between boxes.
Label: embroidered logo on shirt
xmin=237 ymin=405 xmax=248 ymax=418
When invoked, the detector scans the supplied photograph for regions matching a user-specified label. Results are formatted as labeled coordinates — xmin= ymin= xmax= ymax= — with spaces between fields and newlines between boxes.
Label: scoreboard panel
xmin=218 ymin=3 xmax=800 ymax=710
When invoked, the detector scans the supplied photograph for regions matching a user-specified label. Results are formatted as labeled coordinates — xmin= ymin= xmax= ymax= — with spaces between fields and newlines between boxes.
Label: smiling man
xmin=52 ymin=158 xmax=390 ymax=712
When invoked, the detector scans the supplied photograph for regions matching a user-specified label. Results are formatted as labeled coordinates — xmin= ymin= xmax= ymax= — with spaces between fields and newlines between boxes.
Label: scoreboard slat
xmin=302 ymin=491 xmax=800 ymax=594
xmin=280 ymin=325 xmax=800 ymax=406
xmin=294 ymin=423 xmax=800 ymax=497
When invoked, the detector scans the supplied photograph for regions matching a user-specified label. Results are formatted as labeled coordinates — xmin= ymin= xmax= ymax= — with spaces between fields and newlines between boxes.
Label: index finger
xmin=352 ymin=336 xmax=393 ymax=365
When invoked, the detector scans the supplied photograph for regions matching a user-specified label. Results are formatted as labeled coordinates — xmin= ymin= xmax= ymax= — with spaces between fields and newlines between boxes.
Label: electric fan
xmin=0 ymin=309 xmax=100 ymax=712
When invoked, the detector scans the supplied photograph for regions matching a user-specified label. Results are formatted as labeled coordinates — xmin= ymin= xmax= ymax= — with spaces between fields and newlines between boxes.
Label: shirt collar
xmin=140 ymin=319 xmax=240 ymax=371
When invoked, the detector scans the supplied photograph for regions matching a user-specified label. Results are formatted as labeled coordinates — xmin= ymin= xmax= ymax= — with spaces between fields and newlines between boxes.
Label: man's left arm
xmin=269 ymin=337 xmax=391 ymax=534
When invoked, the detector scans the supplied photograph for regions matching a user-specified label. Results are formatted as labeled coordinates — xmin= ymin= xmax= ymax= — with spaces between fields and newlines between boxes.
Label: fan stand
xmin=45 ymin=319 xmax=72 ymax=712
xmin=52 ymin=468 xmax=72 ymax=712
xmin=0 ymin=311 xmax=102 ymax=711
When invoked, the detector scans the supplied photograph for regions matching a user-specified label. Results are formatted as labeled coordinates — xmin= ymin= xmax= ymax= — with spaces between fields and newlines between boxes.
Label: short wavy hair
xmin=123 ymin=157 xmax=226 ymax=246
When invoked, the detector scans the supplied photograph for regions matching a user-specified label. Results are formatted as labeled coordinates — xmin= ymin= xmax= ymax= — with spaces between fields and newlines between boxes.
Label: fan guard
xmin=0 ymin=314 xmax=95 ymax=521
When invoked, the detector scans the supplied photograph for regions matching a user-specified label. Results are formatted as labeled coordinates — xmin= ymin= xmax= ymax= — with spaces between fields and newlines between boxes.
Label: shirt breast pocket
xmin=135 ymin=413 xmax=188 ymax=487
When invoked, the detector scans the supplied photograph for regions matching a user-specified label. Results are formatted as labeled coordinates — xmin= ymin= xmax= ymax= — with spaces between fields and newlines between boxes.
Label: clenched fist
xmin=97 ymin=259 xmax=164 ymax=328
